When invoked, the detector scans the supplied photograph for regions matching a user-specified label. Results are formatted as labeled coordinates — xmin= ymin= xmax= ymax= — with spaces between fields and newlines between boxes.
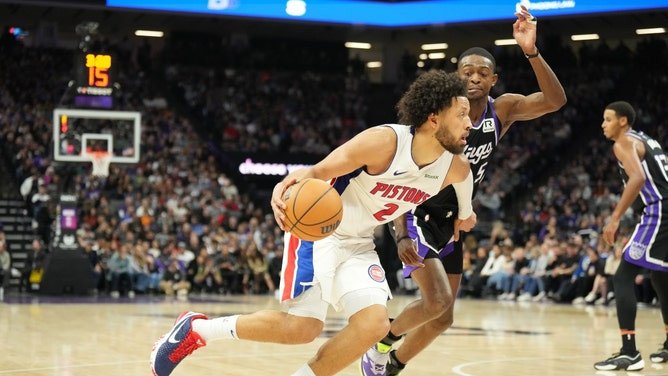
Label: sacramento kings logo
xmin=628 ymin=241 xmax=647 ymax=260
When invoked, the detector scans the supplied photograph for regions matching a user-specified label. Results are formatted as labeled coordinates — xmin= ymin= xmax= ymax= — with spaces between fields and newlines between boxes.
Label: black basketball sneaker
xmin=386 ymin=350 xmax=404 ymax=376
xmin=594 ymin=351 xmax=644 ymax=371
xmin=650 ymin=347 xmax=668 ymax=363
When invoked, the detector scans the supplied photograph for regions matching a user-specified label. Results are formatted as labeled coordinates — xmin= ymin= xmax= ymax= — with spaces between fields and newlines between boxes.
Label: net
xmin=84 ymin=151 xmax=112 ymax=177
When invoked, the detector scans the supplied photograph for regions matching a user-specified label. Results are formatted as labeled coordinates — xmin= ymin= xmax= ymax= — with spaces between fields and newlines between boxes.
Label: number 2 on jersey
xmin=373 ymin=203 xmax=399 ymax=221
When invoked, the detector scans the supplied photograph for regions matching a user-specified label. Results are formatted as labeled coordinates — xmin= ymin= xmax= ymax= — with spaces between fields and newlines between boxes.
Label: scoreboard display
xmin=75 ymin=53 xmax=114 ymax=108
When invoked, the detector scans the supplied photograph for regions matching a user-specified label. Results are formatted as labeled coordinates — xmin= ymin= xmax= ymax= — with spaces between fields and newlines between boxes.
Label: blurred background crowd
xmin=0 ymin=9 xmax=667 ymax=309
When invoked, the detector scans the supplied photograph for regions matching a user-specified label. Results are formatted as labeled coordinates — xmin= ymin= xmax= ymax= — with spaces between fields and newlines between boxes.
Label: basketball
xmin=282 ymin=178 xmax=343 ymax=241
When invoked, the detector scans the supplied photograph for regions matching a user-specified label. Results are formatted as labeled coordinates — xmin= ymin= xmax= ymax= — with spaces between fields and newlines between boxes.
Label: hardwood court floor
xmin=0 ymin=293 xmax=666 ymax=376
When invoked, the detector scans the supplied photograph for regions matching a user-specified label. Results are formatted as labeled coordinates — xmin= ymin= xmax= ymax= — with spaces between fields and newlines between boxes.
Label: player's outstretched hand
xmin=397 ymin=237 xmax=424 ymax=268
xmin=513 ymin=4 xmax=538 ymax=55
xmin=453 ymin=212 xmax=477 ymax=241
xmin=271 ymin=177 xmax=297 ymax=231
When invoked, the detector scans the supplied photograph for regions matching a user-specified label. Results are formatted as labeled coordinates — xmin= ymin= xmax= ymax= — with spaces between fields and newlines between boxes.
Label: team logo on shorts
xmin=628 ymin=241 xmax=647 ymax=260
xmin=368 ymin=264 xmax=385 ymax=282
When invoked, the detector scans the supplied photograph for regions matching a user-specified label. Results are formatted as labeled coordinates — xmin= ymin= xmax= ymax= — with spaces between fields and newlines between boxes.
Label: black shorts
xmin=622 ymin=208 xmax=668 ymax=272
xmin=442 ymin=240 xmax=463 ymax=274
xmin=401 ymin=210 xmax=463 ymax=277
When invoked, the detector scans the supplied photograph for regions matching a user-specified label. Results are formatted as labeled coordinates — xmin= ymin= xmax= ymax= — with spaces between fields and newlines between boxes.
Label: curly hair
xmin=396 ymin=70 xmax=467 ymax=127
xmin=606 ymin=101 xmax=636 ymax=126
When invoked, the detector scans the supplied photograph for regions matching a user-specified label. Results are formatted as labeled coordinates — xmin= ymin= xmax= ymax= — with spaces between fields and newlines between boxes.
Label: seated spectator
xmin=130 ymin=243 xmax=155 ymax=294
xmin=484 ymin=243 xmax=513 ymax=295
xmin=107 ymin=245 xmax=135 ymax=298
xmin=219 ymin=243 xmax=241 ymax=294
xmin=82 ymin=238 xmax=102 ymax=293
xmin=20 ymin=239 xmax=46 ymax=293
xmin=461 ymin=246 xmax=489 ymax=297
xmin=571 ymin=246 xmax=604 ymax=304
xmin=552 ymin=238 xmax=589 ymax=302
xmin=544 ymin=240 xmax=578 ymax=300
xmin=193 ymin=256 xmax=223 ymax=294
xmin=242 ymin=242 xmax=275 ymax=294
xmin=187 ymin=249 xmax=207 ymax=287
xmin=602 ymin=244 xmax=622 ymax=304
xmin=265 ymin=238 xmax=283 ymax=290
xmin=159 ymin=258 xmax=190 ymax=296
xmin=498 ymin=247 xmax=531 ymax=300
xmin=517 ymin=241 xmax=551 ymax=302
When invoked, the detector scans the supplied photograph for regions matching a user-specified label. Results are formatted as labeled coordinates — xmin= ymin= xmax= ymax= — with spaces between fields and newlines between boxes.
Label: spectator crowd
xmin=0 ymin=29 xmax=666 ymax=309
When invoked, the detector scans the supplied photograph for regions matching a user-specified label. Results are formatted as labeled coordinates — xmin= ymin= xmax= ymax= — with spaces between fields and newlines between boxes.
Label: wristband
xmin=525 ymin=49 xmax=540 ymax=59
xmin=396 ymin=235 xmax=412 ymax=243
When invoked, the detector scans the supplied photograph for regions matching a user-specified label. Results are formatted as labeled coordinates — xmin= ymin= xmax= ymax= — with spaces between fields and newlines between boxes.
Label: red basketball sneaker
xmin=150 ymin=311 xmax=208 ymax=376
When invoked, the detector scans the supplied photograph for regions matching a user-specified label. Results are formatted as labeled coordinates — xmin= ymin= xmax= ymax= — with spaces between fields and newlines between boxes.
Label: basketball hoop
xmin=84 ymin=151 xmax=111 ymax=177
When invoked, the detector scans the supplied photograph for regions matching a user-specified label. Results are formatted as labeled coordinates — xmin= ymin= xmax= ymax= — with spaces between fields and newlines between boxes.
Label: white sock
xmin=292 ymin=364 xmax=316 ymax=376
xmin=192 ymin=315 xmax=239 ymax=342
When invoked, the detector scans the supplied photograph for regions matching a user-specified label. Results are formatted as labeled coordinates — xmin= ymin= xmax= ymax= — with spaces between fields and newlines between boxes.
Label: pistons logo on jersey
xmin=368 ymin=264 xmax=385 ymax=282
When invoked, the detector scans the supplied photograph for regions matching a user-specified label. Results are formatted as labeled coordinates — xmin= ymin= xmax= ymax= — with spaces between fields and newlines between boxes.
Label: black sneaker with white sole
xmin=594 ymin=351 xmax=644 ymax=371
xmin=650 ymin=347 xmax=668 ymax=363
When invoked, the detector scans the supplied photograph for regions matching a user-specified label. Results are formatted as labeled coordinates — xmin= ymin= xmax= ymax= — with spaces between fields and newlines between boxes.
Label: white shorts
xmin=280 ymin=234 xmax=392 ymax=320
xmin=286 ymin=283 xmax=389 ymax=322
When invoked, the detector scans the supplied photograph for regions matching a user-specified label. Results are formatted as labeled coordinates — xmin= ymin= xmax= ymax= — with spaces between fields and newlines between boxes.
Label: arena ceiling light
xmin=285 ymin=0 xmax=307 ymax=16
xmin=636 ymin=27 xmax=665 ymax=35
xmin=571 ymin=33 xmax=599 ymax=41
xmin=366 ymin=61 xmax=382 ymax=68
xmin=344 ymin=42 xmax=371 ymax=49
xmin=428 ymin=52 xmax=446 ymax=59
xmin=134 ymin=29 xmax=164 ymax=37
xmin=419 ymin=53 xmax=428 ymax=60
xmin=494 ymin=39 xmax=518 ymax=46
xmin=421 ymin=43 xmax=448 ymax=50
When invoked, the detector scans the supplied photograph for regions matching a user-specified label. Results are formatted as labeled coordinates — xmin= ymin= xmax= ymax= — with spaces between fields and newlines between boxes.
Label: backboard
xmin=52 ymin=108 xmax=141 ymax=163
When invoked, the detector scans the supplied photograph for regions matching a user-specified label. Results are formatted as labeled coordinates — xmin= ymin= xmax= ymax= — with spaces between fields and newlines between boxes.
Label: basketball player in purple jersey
xmin=361 ymin=6 xmax=567 ymax=375
xmin=150 ymin=71 xmax=477 ymax=376
xmin=593 ymin=101 xmax=668 ymax=371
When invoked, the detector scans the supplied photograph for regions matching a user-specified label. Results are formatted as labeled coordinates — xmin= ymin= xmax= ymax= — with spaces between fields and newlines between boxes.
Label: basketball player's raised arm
xmin=603 ymin=138 xmax=647 ymax=245
xmin=442 ymin=155 xmax=476 ymax=239
xmin=271 ymin=126 xmax=396 ymax=230
xmin=495 ymin=5 xmax=567 ymax=130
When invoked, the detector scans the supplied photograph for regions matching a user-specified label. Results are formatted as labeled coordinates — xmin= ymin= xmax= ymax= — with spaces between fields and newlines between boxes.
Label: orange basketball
xmin=282 ymin=178 xmax=343 ymax=241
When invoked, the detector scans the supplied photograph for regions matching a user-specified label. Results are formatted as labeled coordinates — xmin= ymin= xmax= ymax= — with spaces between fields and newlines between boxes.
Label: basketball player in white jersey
xmin=150 ymin=70 xmax=476 ymax=376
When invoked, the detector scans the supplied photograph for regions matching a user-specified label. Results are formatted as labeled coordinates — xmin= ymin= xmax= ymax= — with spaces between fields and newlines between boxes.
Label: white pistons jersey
xmin=280 ymin=124 xmax=454 ymax=306
xmin=332 ymin=124 xmax=453 ymax=240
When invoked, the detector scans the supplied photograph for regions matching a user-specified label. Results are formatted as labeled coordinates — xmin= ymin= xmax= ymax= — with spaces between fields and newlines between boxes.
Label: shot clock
xmin=75 ymin=52 xmax=114 ymax=108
